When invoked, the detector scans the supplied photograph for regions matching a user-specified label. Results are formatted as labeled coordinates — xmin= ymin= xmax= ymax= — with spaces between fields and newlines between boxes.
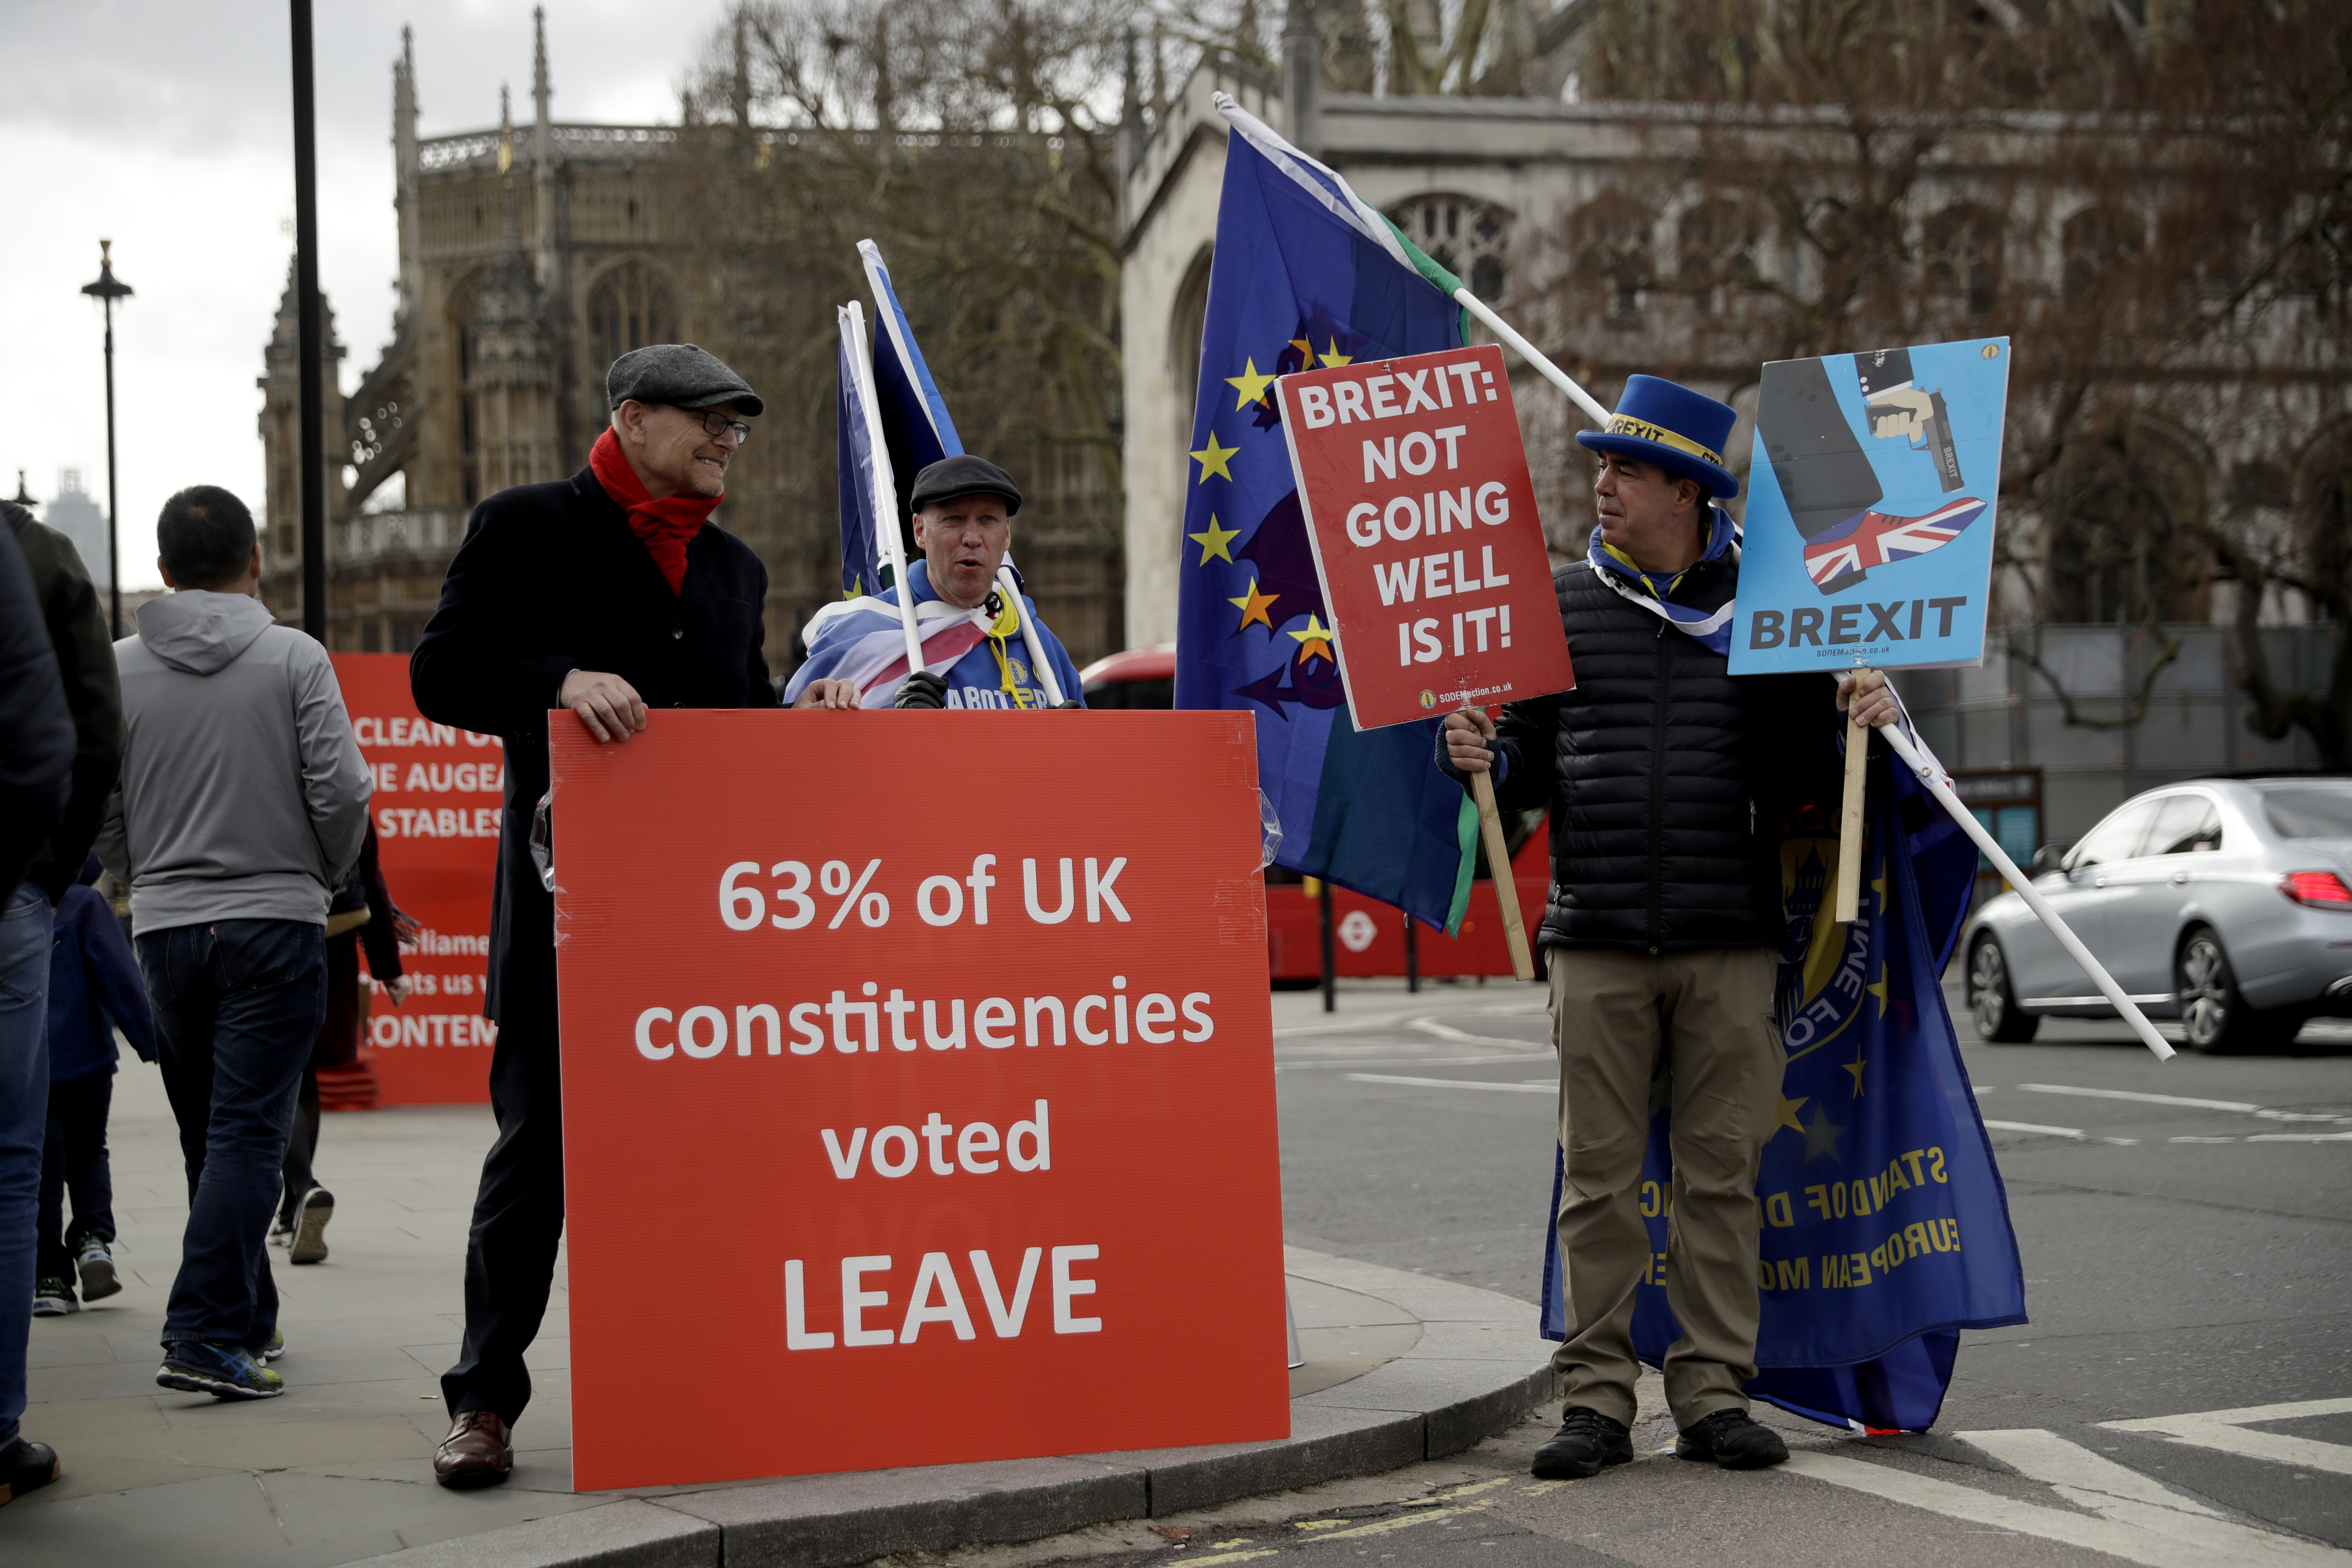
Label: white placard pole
xmin=996 ymin=562 xmax=1065 ymax=707
xmin=1879 ymin=725 xmax=2174 ymax=1062
xmin=837 ymin=302 xmax=925 ymax=680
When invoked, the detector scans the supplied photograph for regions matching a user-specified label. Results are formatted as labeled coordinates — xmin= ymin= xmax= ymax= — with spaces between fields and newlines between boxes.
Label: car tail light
xmin=2278 ymin=870 xmax=2352 ymax=909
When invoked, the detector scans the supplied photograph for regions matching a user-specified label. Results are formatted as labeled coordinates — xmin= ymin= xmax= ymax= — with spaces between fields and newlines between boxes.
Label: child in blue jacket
xmin=32 ymin=859 xmax=155 ymax=1315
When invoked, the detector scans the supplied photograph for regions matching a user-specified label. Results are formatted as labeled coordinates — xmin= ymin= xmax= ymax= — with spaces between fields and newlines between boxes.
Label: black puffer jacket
xmin=1450 ymin=556 xmax=1836 ymax=952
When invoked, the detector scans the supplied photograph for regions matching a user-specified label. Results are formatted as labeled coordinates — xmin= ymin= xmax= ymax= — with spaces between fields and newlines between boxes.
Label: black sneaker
xmin=1530 ymin=1405 xmax=1633 ymax=1480
xmin=73 ymin=1234 xmax=120 ymax=1302
xmin=1675 ymin=1407 xmax=1789 ymax=1470
xmin=288 ymin=1186 xmax=334 ymax=1265
xmin=0 ymin=1436 xmax=61 ymax=1507
xmin=31 ymin=1277 xmax=76 ymax=1317
xmin=156 ymin=1341 xmax=285 ymax=1400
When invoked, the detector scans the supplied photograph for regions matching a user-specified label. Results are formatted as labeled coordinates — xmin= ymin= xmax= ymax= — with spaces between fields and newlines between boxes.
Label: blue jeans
xmin=0 ymin=889 xmax=56 ymax=1449
xmin=137 ymin=919 xmax=325 ymax=1351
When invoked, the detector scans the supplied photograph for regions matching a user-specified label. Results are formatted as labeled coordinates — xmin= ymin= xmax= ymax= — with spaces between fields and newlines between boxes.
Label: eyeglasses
xmin=674 ymin=406 xmax=751 ymax=445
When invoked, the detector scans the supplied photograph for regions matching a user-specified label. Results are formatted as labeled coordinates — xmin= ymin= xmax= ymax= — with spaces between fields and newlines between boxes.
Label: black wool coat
xmin=1455 ymin=556 xmax=1838 ymax=954
xmin=409 ymin=466 xmax=778 ymax=1024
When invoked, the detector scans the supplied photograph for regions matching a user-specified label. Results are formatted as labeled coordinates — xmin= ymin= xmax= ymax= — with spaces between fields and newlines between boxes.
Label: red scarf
xmin=589 ymin=426 xmax=721 ymax=594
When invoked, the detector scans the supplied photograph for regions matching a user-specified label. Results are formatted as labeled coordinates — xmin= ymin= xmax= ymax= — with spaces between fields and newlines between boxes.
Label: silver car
xmin=1963 ymin=778 xmax=2352 ymax=1053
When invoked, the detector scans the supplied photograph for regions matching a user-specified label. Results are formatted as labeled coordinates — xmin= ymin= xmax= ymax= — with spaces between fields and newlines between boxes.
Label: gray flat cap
xmin=909 ymin=454 xmax=1021 ymax=516
xmin=606 ymin=343 xmax=763 ymax=418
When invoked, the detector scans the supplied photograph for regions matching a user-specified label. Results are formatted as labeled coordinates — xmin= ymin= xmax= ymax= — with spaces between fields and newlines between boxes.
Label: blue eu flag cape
xmin=1174 ymin=97 xmax=1479 ymax=934
xmin=836 ymin=240 xmax=970 ymax=599
xmin=1539 ymin=756 xmax=2028 ymax=1432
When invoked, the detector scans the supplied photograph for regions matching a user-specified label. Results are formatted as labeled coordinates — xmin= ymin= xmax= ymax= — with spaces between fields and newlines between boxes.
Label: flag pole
xmin=839 ymin=302 xmax=925 ymax=681
xmin=995 ymin=560 xmax=1066 ymax=707
xmin=1834 ymin=680 xmax=1872 ymax=923
xmin=1448 ymin=290 xmax=1612 ymax=429
xmin=1878 ymin=723 xmax=2174 ymax=1061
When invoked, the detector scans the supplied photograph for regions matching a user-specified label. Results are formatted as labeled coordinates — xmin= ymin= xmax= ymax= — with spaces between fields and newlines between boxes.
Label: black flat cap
xmin=606 ymin=343 xmax=764 ymax=418
xmin=909 ymin=454 xmax=1021 ymax=516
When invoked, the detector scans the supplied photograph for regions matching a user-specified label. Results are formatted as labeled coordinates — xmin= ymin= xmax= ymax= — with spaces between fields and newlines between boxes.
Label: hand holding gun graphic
xmin=1864 ymin=386 xmax=1963 ymax=492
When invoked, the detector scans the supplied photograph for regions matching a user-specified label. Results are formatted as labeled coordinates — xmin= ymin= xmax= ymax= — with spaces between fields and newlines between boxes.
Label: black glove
xmin=1054 ymin=699 xmax=1084 ymax=710
xmin=891 ymin=671 xmax=948 ymax=710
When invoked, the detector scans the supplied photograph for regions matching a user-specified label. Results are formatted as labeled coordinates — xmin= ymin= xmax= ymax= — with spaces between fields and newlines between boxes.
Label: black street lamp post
xmin=291 ymin=0 xmax=327 ymax=643
xmin=80 ymin=239 xmax=133 ymax=638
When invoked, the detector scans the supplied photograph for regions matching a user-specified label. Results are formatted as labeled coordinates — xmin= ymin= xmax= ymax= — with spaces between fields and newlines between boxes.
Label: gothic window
xmin=447 ymin=269 xmax=485 ymax=507
xmin=1923 ymin=203 xmax=2005 ymax=318
xmin=1385 ymin=196 xmax=1511 ymax=302
xmin=587 ymin=260 xmax=678 ymax=379
xmin=1675 ymin=198 xmax=1758 ymax=315
xmin=1566 ymin=196 xmax=1651 ymax=328
xmin=1171 ymin=245 xmax=1214 ymax=438
xmin=2062 ymin=205 xmax=2142 ymax=300
xmin=2042 ymin=422 xmax=2208 ymax=624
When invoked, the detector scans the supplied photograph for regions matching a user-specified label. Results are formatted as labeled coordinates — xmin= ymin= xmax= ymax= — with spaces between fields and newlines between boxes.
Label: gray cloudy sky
xmin=0 ymin=0 xmax=728 ymax=589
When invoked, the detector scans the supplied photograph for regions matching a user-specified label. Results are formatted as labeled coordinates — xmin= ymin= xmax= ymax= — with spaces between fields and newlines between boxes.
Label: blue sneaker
xmin=250 ymin=1329 xmax=286 ymax=1363
xmin=157 ymin=1341 xmax=285 ymax=1400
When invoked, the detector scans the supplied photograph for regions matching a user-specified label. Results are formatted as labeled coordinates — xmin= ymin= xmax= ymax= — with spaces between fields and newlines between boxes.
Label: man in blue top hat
xmin=1440 ymin=376 xmax=1899 ymax=1482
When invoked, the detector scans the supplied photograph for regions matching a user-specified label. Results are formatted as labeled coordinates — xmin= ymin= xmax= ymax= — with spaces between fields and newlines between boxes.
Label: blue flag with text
xmin=1173 ymin=97 xmax=1479 ymax=934
xmin=1539 ymin=757 xmax=2027 ymax=1432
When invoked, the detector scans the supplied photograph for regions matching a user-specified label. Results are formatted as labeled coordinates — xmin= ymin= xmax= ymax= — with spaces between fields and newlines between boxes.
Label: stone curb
xmin=346 ymin=1249 xmax=1555 ymax=1568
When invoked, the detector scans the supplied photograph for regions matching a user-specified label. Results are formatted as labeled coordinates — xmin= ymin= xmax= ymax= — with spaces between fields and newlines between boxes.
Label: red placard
xmin=1275 ymin=344 xmax=1573 ymax=728
xmin=550 ymin=710 xmax=1289 ymax=1490
xmin=331 ymin=653 xmax=502 ymax=1105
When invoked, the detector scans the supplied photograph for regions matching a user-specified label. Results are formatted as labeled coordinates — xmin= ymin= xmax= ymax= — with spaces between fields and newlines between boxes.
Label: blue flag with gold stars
xmin=1539 ymin=757 xmax=2027 ymax=1433
xmin=1174 ymin=97 xmax=1479 ymax=934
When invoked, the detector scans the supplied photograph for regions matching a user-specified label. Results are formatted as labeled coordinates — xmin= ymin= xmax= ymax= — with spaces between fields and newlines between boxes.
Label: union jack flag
xmin=1801 ymin=496 xmax=1988 ymax=592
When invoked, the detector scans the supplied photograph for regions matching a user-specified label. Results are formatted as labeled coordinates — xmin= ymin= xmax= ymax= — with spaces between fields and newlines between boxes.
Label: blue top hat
xmin=1574 ymin=375 xmax=1740 ymax=499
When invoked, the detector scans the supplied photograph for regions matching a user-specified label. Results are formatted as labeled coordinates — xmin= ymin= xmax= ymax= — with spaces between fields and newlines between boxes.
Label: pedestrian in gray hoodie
xmin=95 ymin=485 xmax=370 ymax=1401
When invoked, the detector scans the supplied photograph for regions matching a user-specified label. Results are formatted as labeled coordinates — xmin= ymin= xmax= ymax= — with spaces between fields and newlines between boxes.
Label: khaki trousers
xmin=1547 ymin=946 xmax=1781 ymax=1428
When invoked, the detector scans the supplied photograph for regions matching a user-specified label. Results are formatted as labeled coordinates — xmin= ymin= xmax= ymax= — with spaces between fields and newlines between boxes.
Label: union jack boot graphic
xmin=1801 ymin=496 xmax=1988 ymax=594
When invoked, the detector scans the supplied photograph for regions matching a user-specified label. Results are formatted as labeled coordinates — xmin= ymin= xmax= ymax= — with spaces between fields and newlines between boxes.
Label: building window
xmin=1923 ymin=203 xmax=2005 ymax=319
xmin=1675 ymin=198 xmax=1759 ymax=316
xmin=1566 ymin=196 xmax=1650 ymax=328
xmin=363 ymin=620 xmax=383 ymax=653
xmin=392 ymin=619 xmax=420 ymax=653
xmin=1385 ymin=196 xmax=1511 ymax=303
xmin=587 ymin=261 xmax=677 ymax=381
xmin=2062 ymin=205 xmax=2141 ymax=300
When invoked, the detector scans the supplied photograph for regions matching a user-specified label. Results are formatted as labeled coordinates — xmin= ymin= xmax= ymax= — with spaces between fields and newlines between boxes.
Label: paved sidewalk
xmin=6 ymin=1035 xmax=1553 ymax=1566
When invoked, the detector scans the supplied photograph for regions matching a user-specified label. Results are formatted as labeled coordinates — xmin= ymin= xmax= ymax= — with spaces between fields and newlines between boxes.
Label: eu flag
xmin=1539 ymin=756 xmax=2027 ymax=1432
xmin=1174 ymin=97 xmax=1479 ymax=934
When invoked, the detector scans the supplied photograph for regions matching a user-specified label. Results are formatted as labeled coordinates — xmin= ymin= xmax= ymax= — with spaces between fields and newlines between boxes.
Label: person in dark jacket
xmin=0 ymin=520 xmax=74 ymax=1506
xmin=3 ymin=499 xmax=125 ymax=906
xmin=1441 ymin=377 xmax=1899 ymax=1482
xmin=410 ymin=343 xmax=778 ymax=1488
xmin=33 ymin=857 xmax=156 ymax=1317
xmin=273 ymin=824 xmax=409 ymax=1265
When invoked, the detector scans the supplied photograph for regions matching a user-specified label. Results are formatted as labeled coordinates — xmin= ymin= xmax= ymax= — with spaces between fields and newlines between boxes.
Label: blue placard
xmin=1730 ymin=337 xmax=2009 ymax=674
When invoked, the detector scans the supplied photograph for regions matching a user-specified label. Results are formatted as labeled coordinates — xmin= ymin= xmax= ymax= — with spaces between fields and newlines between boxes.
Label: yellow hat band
xmin=1605 ymin=414 xmax=1725 ymax=471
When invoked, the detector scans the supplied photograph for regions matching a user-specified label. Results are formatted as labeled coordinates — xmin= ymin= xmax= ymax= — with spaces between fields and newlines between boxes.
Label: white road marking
xmin=2101 ymin=1398 xmax=2352 ymax=1476
xmin=2249 ymin=1132 xmax=2352 ymax=1143
xmin=2014 ymin=1084 xmax=2351 ymax=1124
xmin=1981 ymin=1119 xmax=2139 ymax=1145
xmin=1782 ymin=1449 xmax=2350 ymax=1566
xmin=1410 ymin=1017 xmax=1552 ymax=1051
xmin=1343 ymin=1073 xmax=1553 ymax=1094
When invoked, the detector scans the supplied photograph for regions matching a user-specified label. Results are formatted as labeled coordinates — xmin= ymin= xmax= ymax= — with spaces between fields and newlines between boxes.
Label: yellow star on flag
xmin=1288 ymin=613 xmax=1334 ymax=664
xmin=1844 ymin=1053 xmax=1867 ymax=1097
xmin=1320 ymin=340 xmax=1354 ymax=368
xmin=1191 ymin=431 xmax=1239 ymax=484
xmin=1228 ymin=577 xmax=1279 ymax=632
xmin=1291 ymin=337 xmax=1313 ymax=361
xmin=1226 ymin=358 xmax=1278 ymax=410
xmin=1865 ymin=965 xmax=1889 ymax=1017
xmin=1188 ymin=514 xmax=1240 ymax=565
xmin=1775 ymin=1095 xmax=1809 ymax=1136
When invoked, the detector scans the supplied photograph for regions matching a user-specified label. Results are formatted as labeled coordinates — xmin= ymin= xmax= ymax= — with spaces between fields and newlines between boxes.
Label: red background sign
xmin=331 ymin=654 xmax=499 ymax=1105
xmin=550 ymin=710 xmax=1290 ymax=1489
xmin=1276 ymin=343 xmax=1572 ymax=729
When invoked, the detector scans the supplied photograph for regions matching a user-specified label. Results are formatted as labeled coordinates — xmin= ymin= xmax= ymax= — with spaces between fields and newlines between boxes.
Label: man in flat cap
xmin=786 ymin=455 xmax=1086 ymax=710
xmin=410 ymin=343 xmax=779 ymax=1488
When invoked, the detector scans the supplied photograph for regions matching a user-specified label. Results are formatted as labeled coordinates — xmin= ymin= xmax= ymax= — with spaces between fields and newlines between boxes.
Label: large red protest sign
xmin=331 ymin=654 xmax=501 ymax=1106
xmin=1275 ymin=343 xmax=1573 ymax=731
xmin=549 ymin=710 xmax=1289 ymax=1489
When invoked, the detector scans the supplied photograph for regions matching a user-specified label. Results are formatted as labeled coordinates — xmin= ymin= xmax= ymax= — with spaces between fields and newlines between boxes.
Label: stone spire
xmin=532 ymin=6 xmax=557 ymax=281
xmin=392 ymin=27 xmax=422 ymax=327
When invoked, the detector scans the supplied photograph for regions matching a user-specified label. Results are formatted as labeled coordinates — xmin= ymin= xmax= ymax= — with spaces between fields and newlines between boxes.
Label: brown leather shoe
xmin=433 ymin=1409 xmax=513 ymax=1488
